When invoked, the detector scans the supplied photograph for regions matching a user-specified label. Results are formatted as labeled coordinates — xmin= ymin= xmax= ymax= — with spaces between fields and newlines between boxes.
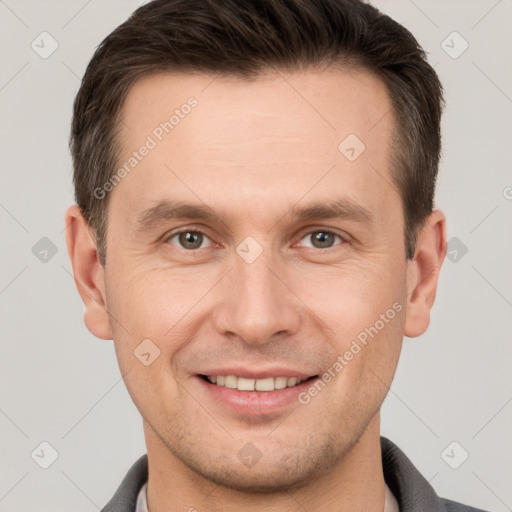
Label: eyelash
xmin=165 ymin=227 xmax=346 ymax=251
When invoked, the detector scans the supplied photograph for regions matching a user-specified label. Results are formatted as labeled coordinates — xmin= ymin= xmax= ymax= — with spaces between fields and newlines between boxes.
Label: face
xmin=67 ymin=67 xmax=445 ymax=492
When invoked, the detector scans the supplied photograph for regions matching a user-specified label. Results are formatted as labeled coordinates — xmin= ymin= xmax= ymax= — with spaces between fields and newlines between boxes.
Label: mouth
xmin=198 ymin=374 xmax=318 ymax=391
xmin=195 ymin=373 xmax=319 ymax=416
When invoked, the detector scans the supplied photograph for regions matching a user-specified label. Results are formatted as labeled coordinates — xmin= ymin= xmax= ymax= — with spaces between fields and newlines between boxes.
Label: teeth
xmin=238 ymin=377 xmax=255 ymax=391
xmin=274 ymin=377 xmax=288 ymax=389
xmin=255 ymin=377 xmax=273 ymax=391
xmin=225 ymin=375 xmax=237 ymax=389
xmin=206 ymin=374 xmax=306 ymax=391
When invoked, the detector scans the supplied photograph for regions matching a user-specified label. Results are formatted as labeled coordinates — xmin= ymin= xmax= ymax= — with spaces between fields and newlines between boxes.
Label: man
xmin=64 ymin=0 xmax=489 ymax=511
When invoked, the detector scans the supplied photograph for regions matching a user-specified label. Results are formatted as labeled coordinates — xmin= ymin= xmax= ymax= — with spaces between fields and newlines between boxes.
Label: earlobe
xmin=404 ymin=209 xmax=447 ymax=338
xmin=64 ymin=205 xmax=113 ymax=340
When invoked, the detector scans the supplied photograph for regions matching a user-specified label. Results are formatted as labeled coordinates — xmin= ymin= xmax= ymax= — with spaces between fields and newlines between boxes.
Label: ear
xmin=65 ymin=205 xmax=113 ymax=340
xmin=404 ymin=209 xmax=447 ymax=338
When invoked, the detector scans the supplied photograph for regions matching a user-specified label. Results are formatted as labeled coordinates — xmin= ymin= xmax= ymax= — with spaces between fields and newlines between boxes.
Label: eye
xmin=166 ymin=229 xmax=212 ymax=250
xmin=165 ymin=228 xmax=344 ymax=252
xmin=298 ymin=230 xmax=344 ymax=249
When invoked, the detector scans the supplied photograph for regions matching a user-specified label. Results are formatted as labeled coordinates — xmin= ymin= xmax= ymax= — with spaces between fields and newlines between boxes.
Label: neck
xmin=144 ymin=414 xmax=386 ymax=512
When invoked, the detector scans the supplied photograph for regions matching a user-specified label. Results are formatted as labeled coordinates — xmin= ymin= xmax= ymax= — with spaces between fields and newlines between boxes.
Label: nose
xmin=212 ymin=247 xmax=301 ymax=346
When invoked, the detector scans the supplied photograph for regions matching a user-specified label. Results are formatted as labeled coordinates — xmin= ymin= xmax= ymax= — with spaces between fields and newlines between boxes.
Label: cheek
xmin=105 ymin=265 xmax=190 ymax=417
xmin=295 ymin=259 xmax=406 ymax=395
xmin=106 ymin=263 xmax=221 ymax=353
xmin=317 ymin=298 xmax=405 ymax=423
xmin=109 ymin=266 xmax=176 ymax=326
xmin=292 ymin=257 xmax=405 ymax=332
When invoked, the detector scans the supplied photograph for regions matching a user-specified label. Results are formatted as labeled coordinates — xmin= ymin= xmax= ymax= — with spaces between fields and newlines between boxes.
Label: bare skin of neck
xmin=144 ymin=413 xmax=386 ymax=512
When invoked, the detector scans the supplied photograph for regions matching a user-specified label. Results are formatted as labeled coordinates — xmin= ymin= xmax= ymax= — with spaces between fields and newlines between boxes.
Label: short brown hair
xmin=70 ymin=0 xmax=444 ymax=266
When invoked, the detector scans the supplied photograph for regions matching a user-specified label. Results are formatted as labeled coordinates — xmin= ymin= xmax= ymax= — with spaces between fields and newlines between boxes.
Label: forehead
xmin=113 ymin=67 xmax=396 ymax=226
xmin=119 ymin=66 xmax=392 ymax=150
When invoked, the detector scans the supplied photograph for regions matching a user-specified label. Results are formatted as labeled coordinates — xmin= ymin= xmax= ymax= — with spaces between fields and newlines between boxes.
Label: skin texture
xmin=66 ymin=67 xmax=446 ymax=512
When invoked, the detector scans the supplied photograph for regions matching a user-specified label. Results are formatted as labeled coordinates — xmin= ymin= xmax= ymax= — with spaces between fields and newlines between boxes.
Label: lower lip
xmin=195 ymin=376 xmax=317 ymax=416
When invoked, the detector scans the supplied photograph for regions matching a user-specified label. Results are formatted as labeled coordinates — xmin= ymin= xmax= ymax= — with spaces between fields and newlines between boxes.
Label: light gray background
xmin=1 ymin=1 xmax=511 ymax=511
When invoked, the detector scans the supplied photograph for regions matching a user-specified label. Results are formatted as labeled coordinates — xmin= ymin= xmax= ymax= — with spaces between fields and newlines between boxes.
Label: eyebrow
xmin=135 ymin=198 xmax=373 ymax=233
xmin=136 ymin=202 xmax=233 ymax=233
xmin=292 ymin=199 xmax=373 ymax=225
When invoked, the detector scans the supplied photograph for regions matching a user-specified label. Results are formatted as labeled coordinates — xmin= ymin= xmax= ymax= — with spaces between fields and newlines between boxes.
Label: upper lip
xmin=197 ymin=368 xmax=317 ymax=380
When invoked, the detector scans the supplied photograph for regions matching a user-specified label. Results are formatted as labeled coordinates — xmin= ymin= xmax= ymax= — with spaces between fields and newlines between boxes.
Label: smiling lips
xmin=197 ymin=371 xmax=320 ymax=415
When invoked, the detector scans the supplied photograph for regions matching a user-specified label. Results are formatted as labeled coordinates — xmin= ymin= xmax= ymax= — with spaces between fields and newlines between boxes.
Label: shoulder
xmin=381 ymin=437 xmax=492 ymax=512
